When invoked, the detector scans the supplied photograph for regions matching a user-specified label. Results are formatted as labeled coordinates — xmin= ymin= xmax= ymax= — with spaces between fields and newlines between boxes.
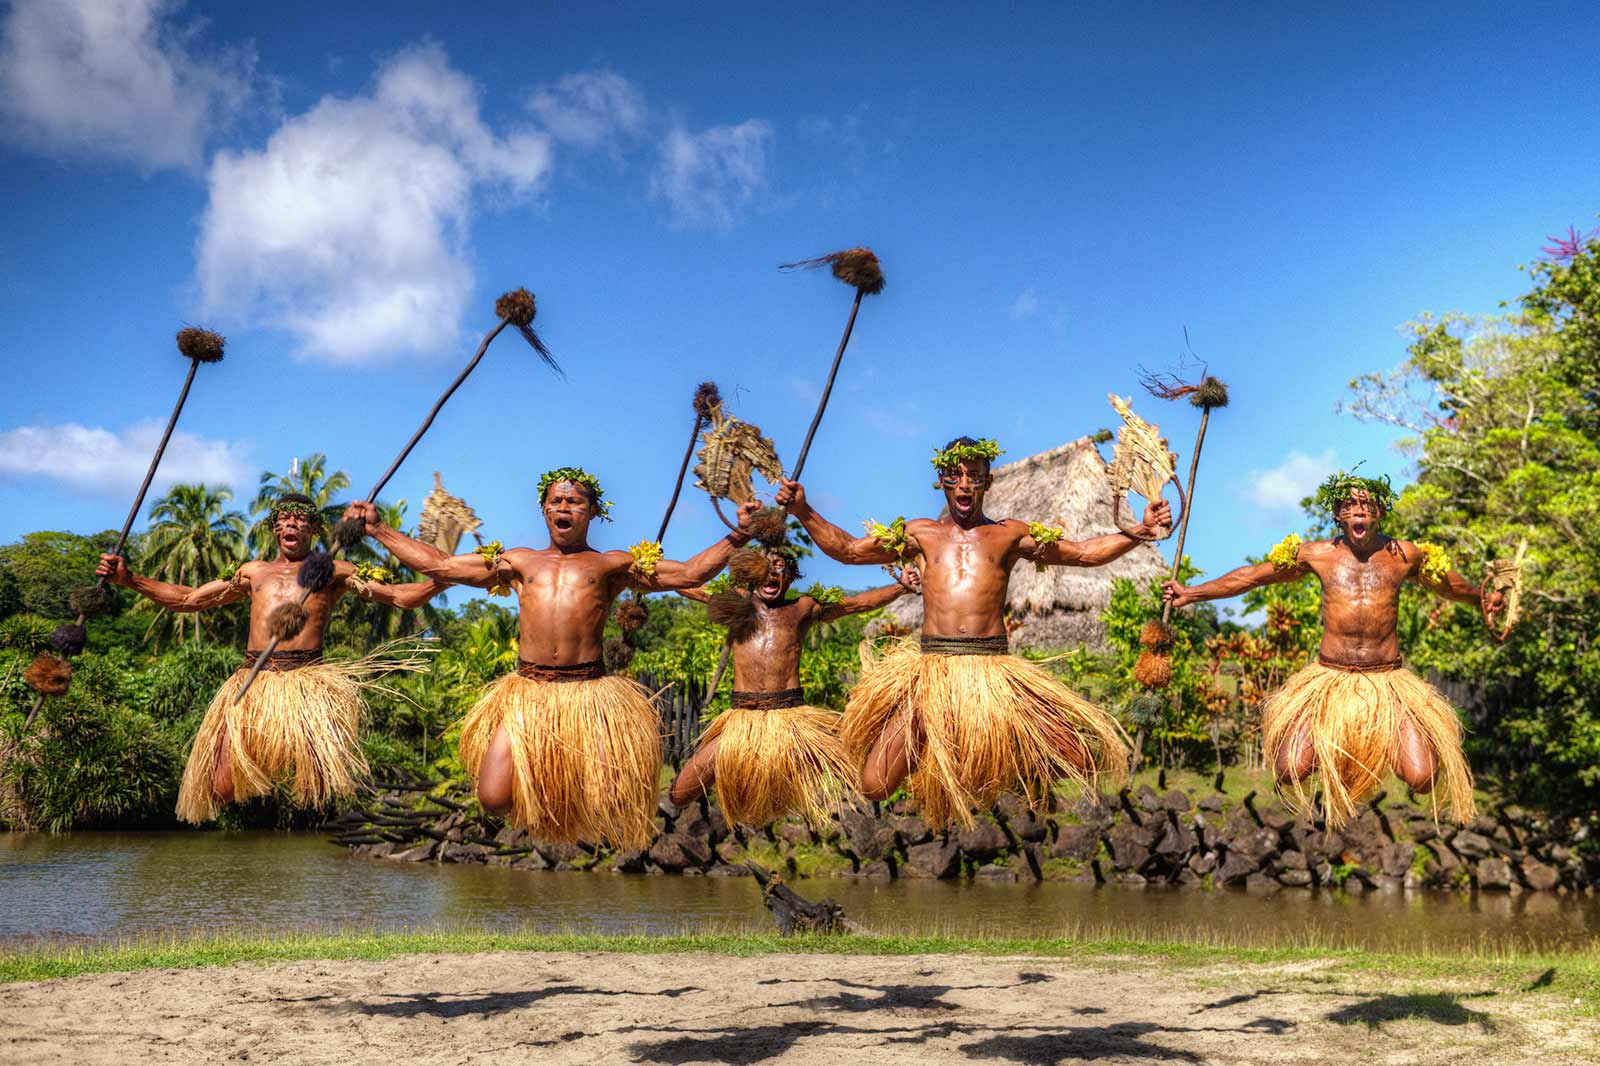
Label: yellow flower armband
xmin=866 ymin=516 xmax=909 ymax=560
xmin=1267 ymin=533 xmax=1303 ymax=571
xmin=1027 ymin=522 xmax=1064 ymax=572
xmin=628 ymin=540 xmax=664 ymax=578
xmin=1416 ymin=541 xmax=1451 ymax=585
xmin=475 ymin=540 xmax=510 ymax=596
xmin=802 ymin=582 xmax=845 ymax=606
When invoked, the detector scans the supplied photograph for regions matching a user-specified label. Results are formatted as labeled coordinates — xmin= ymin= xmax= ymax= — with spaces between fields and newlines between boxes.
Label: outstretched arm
xmin=1411 ymin=545 xmax=1497 ymax=612
xmin=818 ymin=581 xmax=910 ymax=622
xmin=345 ymin=567 xmax=452 ymax=609
xmin=97 ymin=553 xmax=247 ymax=613
xmin=775 ymin=479 xmax=903 ymax=565
xmin=675 ymin=587 xmax=712 ymax=604
xmin=636 ymin=501 xmax=758 ymax=592
xmin=1022 ymin=500 xmax=1172 ymax=569
xmin=1164 ymin=560 xmax=1305 ymax=607
xmin=344 ymin=502 xmax=510 ymax=589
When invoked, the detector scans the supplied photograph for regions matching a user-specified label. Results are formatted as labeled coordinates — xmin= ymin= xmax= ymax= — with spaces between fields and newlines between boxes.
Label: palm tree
xmin=249 ymin=453 xmax=351 ymax=556
xmin=342 ymin=500 xmax=448 ymax=648
xmin=137 ymin=483 xmax=247 ymax=646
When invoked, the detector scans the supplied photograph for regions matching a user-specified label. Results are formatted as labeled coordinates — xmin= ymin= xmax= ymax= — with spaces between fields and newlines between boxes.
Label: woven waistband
xmin=517 ymin=659 xmax=607 ymax=683
xmin=241 ymin=648 xmax=323 ymax=672
xmin=1318 ymin=654 xmax=1403 ymax=674
xmin=920 ymin=634 xmax=1010 ymax=656
xmin=731 ymin=688 xmax=806 ymax=710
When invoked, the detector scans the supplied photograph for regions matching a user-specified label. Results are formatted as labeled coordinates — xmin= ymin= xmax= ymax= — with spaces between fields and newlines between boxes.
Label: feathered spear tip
xmin=176 ymin=327 xmax=226 ymax=363
xmin=779 ymin=247 xmax=886 ymax=295
xmin=707 ymin=591 xmax=760 ymax=643
xmin=70 ymin=584 xmax=113 ymax=617
xmin=296 ymin=551 xmax=336 ymax=593
xmin=693 ymin=381 xmax=723 ymax=419
xmin=727 ymin=547 xmax=771 ymax=589
xmin=1138 ymin=370 xmax=1230 ymax=409
xmin=24 ymin=653 xmax=72 ymax=696
xmin=616 ymin=596 xmax=649 ymax=633
xmin=49 ymin=623 xmax=87 ymax=657
xmin=748 ymin=507 xmax=788 ymax=547
xmin=494 ymin=288 xmax=560 ymax=373
xmin=267 ymin=602 xmax=309 ymax=642
xmin=1133 ymin=650 xmax=1173 ymax=689
xmin=1139 ymin=620 xmax=1175 ymax=651
xmin=602 ymin=636 xmax=636 ymax=672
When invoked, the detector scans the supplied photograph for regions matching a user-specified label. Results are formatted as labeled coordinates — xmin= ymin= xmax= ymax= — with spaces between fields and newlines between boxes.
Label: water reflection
xmin=2 ymin=831 xmax=1595 ymax=952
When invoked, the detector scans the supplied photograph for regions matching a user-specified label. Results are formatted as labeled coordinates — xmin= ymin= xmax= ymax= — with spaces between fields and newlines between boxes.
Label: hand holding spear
xmin=25 ymin=328 xmax=226 ymax=727
xmin=232 ymin=289 xmax=559 ymax=704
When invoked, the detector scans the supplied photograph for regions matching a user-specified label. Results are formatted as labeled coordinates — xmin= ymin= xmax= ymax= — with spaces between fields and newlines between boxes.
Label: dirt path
xmin=1 ymin=951 xmax=1591 ymax=1065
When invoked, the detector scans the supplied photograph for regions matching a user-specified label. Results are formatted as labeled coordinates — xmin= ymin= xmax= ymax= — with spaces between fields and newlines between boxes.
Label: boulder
xmin=1161 ymin=790 xmax=1192 ymax=812
xmin=1453 ymin=831 xmax=1493 ymax=860
xmin=893 ymin=816 xmax=931 ymax=846
xmin=1278 ymin=869 xmax=1313 ymax=888
xmin=1188 ymin=852 xmax=1217 ymax=876
xmin=537 ymin=841 xmax=582 ymax=866
xmin=1133 ymin=784 xmax=1164 ymax=813
xmin=1380 ymin=841 xmax=1416 ymax=879
xmin=1522 ymin=860 xmax=1561 ymax=892
xmin=905 ymin=840 xmax=961 ymax=879
xmin=1476 ymin=858 xmax=1513 ymax=890
xmin=1244 ymin=872 xmax=1282 ymax=892
xmin=612 ymin=849 xmax=648 ymax=873
xmin=857 ymin=860 xmax=895 ymax=882
xmin=957 ymin=821 xmax=1010 ymax=861
xmin=1229 ymin=827 xmax=1280 ymax=863
xmin=1216 ymin=851 xmax=1258 ymax=885
xmin=778 ymin=823 xmax=814 ymax=846
xmin=1106 ymin=822 xmax=1152 ymax=872
xmin=1051 ymin=824 xmax=1100 ymax=861
xmin=1197 ymin=794 xmax=1225 ymax=813
xmin=975 ymin=863 xmax=1018 ymax=881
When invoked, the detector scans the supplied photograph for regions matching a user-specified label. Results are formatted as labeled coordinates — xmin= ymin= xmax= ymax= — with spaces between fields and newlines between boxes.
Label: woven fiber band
xmin=920 ymin=634 xmax=1010 ymax=656
xmin=517 ymin=659 xmax=607 ymax=683
xmin=1318 ymin=654 xmax=1403 ymax=674
xmin=730 ymin=688 xmax=806 ymax=710
xmin=241 ymin=648 xmax=324 ymax=672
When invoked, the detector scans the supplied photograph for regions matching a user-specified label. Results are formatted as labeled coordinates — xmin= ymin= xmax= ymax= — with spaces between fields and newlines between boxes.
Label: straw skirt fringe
xmin=694 ymin=704 xmax=859 ymax=828
xmin=1262 ymin=661 xmax=1475 ymax=827
xmin=459 ymin=673 xmax=660 ymax=848
xmin=840 ymin=640 xmax=1129 ymax=829
xmin=176 ymin=664 xmax=365 ymax=825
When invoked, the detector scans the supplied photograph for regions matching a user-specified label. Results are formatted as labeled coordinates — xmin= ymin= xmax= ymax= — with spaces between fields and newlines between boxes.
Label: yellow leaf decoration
xmin=866 ymin=517 xmax=909 ymax=560
xmin=1027 ymin=522 xmax=1064 ymax=572
xmin=1417 ymin=541 xmax=1451 ymax=585
xmin=1268 ymin=533 xmax=1303 ymax=571
xmin=629 ymin=540 xmax=664 ymax=578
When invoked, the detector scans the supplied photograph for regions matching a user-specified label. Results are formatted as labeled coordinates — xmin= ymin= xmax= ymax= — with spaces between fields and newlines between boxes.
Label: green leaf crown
xmin=538 ymin=467 xmax=612 ymax=519
xmin=1313 ymin=463 xmax=1397 ymax=514
xmin=930 ymin=438 xmax=1003 ymax=471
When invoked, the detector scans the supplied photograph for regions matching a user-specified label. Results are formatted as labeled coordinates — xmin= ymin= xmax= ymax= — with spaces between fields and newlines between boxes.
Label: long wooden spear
xmin=25 ymin=328 xmax=226 ymax=727
xmin=232 ymin=289 xmax=559 ymax=705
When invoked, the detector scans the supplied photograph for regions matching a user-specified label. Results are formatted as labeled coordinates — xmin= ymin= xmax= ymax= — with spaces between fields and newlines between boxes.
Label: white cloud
xmin=652 ymin=119 xmax=774 ymax=229
xmin=0 ymin=420 xmax=252 ymax=496
xmin=0 ymin=0 xmax=253 ymax=172
xmin=527 ymin=69 xmax=645 ymax=148
xmin=195 ymin=43 xmax=550 ymax=364
xmin=1010 ymin=288 xmax=1040 ymax=320
xmin=1248 ymin=449 xmax=1338 ymax=510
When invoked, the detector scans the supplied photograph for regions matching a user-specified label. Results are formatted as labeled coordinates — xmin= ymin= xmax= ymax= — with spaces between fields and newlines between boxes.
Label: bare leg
xmin=1392 ymin=717 xmax=1438 ymax=794
xmin=861 ymin=715 xmax=914 ymax=801
xmin=1274 ymin=725 xmax=1316 ymax=784
xmin=669 ymin=736 xmax=719 ymax=807
xmin=210 ymin=726 xmax=236 ymax=803
xmin=477 ymin=724 xmax=515 ymax=815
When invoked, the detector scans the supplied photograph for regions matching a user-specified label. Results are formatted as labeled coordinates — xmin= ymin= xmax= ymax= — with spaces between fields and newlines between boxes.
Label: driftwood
xmin=744 ymin=861 xmax=870 ymax=936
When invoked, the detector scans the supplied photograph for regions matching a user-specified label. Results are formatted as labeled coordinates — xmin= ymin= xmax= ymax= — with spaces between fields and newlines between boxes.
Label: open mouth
xmin=953 ymin=493 xmax=974 ymax=511
xmin=761 ymin=579 xmax=783 ymax=596
xmin=1351 ymin=521 xmax=1369 ymax=538
xmin=553 ymin=516 xmax=574 ymax=532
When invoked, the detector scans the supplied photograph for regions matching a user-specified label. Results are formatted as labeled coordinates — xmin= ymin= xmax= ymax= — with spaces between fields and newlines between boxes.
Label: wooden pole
xmin=790 ymin=287 xmax=863 ymax=482
xmin=1160 ymin=406 xmax=1211 ymax=627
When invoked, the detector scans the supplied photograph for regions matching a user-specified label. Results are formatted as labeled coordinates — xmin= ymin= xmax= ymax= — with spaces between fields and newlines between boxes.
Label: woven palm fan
xmin=1482 ymin=537 xmax=1528 ymax=643
xmin=1106 ymin=394 xmax=1183 ymax=541
xmin=417 ymin=472 xmax=483 ymax=555
xmin=693 ymin=397 xmax=783 ymax=530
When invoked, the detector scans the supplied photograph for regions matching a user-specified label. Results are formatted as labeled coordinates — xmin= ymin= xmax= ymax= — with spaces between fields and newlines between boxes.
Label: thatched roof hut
xmin=879 ymin=436 xmax=1169 ymax=650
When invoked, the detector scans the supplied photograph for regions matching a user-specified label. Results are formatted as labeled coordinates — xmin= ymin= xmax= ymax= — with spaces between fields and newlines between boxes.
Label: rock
xmin=612 ymin=849 xmax=648 ymax=873
xmin=956 ymin=821 xmax=1009 ymax=861
xmin=1453 ymin=831 xmax=1493 ymax=859
xmin=510 ymin=853 xmax=549 ymax=870
xmin=905 ymin=840 xmax=961 ymax=880
xmin=440 ymin=842 xmax=491 ymax=863
xmin=1277 ymin=850 xmax=1308 ymax=872
xmin=840 ymin=808 xmax=885 ymax=858
xmin=1260 ymin=810 xmax=1294 ymax=832
xmin=1302 ymin=830 xmax=1344 ymax=859
xmin=1134 ymin=784 xmax=1164 ymax=813
xmin=678 ymin=811 xmax=712 ymax=840
xmin=1469 ymin=815 xmax=1499 ymax=836
xmin=778 ymin=823 xmax=814 ymax=846
xmin=389 ymin=842 xmax=437 ymax=862
xmin=707 ymin=864 xmax=748 ymax=877
xmin=1197 ymin=794 xmax=1225 ymax=813
xmin=715 ymin=840 xmax=743 ymax=865
xmin=1279 ymin=869 xmax=1313 ymax=887
xmin=705 ymin=806 xmax=730 ymax=844
xmin=1230 ymin=827 xmax=1280 ymax=863
xmin=1010 ymin=810 xmax=1049 ymax=843
xmin=1106 ymin=823 xmax=1152 ymax=872
xmin=1216 ymin=851 xmax=1258 ymax=885
xmin=1161 ymin=790 xmax=1192 ymax=812
xmin=1051 ymin=824 xmax=1100 ymax=861
xmin=1155 ymin=820 xmax=1197 ymax=857
xmin=856 ymin=859 xmax=896 ymax=881
xmin=1522 ymin=860 xmax=1560 ymax=892
xmin=1116 ymin=872 xmax=1148 ymax=885
xmin=1244 ymin=872 xmax=1281 ymax=892
xmin=893 ymin=816 xmax=931 ymax=846
xmin=1188 ymin=852 xmax=1217 ymax=875
xmin=537 ymin=841 xmax=582 ymax=865
xmin=975 ymin=863 xmax=1018 ymax=881
xmin=649 ymin=834 xmax=700 ymax=872
xmin=1381 ymin=841 xmax=1416 ymax=879
xmin=1477 ymin=857 xmax=1513 ymax=890
xmin=493 ymin=825 xmax=530 ymax=847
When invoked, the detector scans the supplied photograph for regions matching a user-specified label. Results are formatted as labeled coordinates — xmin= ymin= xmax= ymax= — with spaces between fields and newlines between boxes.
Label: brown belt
xmin=1318 ymin=654 xmax=1403 ymax=674
xmin=241 ymin=648 xmax=324 ymax=672
xmin=731 ymin=688 xmax=806 ymax=710
xmin=920 ymin=634 xmax=1010 ymax=656
xmin=517 ymin=659 xmax=606 ymax=683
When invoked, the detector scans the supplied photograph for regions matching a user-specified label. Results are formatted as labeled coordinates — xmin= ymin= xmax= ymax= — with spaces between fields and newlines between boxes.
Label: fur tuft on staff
xmin=296 ymin=551 xmax=336 ymax=593
xmin=727 ymin=547 xmax=771 ymax=589
xmin=494 ymin=287 xmax=557 ymax=368
xmin=25 ymin=653 xmax=72 ymax=696
xmin=1133 ymin=651 xmax=1173 ymax=689
xmin=707 ymin=591 xmax=759 ymax=643
xmin=331 ymin=517 xmax=366 ymax=552
xmin=1138 ymin=369 xmax=1230 ymax=411
xmin=603 ymin=636 xmax=636 ymax=672
xmin=693 ymin=381 xmax=722 ymax=419
xmin=780 ymin=247 xmax=886 ymax=295
xmin=49 ymin=624 xmax=87 ymax=657
xmin=615 ymin=596 xmax=649 ymax=633
xmin=175 ymin=327 xmax=226 ymax=363
xmin=70 ymin=585 xmax=113 ymax=617
xmin=267 ymin=602 xmax=309 ymax=642
xmin=748 ymin=507 xmax=788 ymax=547
xmin=1139 ymin=620 xmax=1175 ymax=651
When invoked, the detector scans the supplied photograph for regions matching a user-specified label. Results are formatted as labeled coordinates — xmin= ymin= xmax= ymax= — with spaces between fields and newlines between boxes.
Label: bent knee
xmin=859 ymin=769 xmax=896 ymax=802
xmin=668 ymin=776 xmax=703 ymax=807
xmin=477 ymin=776 xmax=514 ymax=816
xmin=1273 ymin=739 xmax=1315 ymax=784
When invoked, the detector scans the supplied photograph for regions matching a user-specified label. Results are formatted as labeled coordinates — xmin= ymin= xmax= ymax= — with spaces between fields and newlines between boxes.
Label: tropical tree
xmin=136 ymin=484 xmax=247 ymax=647
xmin=249 ymin=453 xmax=351 ymax=556
xmin=337 ymin=500 xmax=448 ymax=649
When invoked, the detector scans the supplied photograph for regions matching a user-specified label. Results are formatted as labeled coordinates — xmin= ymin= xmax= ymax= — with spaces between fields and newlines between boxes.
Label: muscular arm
xmin=1169 ymin=561 xmax=1307 ymax=605
xmin=777 ymin=480 xmax=902 ymax=565
xmin=675 ymin=587 xmax=712 ymax=604
xmin=348 ymin=573 xmax=452 ymax=609
xmin=1024 ymin=530 xmax=1145 ymax=568
xmin=366 ymin=520 xmax=509 ymax=589
xmin=1417 ymin=565 xmax=1484 ymax=607
xmin=100 ymin=554 xmax=247 ymax=612
xmin=636 ymin=531 xmax=751 ymax=592
xmin=818 ymin=582 xmax=907 ymax=622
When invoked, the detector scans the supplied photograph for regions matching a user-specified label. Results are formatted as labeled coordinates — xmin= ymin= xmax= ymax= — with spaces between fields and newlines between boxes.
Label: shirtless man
xmin=777 ymin=436 xmax=1170 ymax=829
xmin=669 ymin=544 xmax=911 ymax=825
xmin=97 ymin=492 xmax=448 ymax=823
xmin=1162 ymin=470 xmax=1503 ymax=825
xmin=344 ymin=467 xmax=758 ymax=847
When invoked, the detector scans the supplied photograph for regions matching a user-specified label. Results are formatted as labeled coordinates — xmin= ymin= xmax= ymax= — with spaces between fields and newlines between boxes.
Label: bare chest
xmin=919 ymin=527 xmax=1012 ymax=581
xmin=1317 ymin=553 xmax=1405 ymax=604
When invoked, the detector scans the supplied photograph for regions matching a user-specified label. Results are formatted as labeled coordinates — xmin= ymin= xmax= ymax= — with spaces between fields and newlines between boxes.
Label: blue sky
xmin=2 ymin=2 xmax=1597 ymax=600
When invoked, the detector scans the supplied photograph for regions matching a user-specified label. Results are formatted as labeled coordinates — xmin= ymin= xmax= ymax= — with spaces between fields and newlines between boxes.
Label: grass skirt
xmin=1262 ymin=661 xmax=1476 ymax=827
xmin=840 ymin=639 xmax=1129 ymax=829
xmin=458 ymin=673 xmax=660 ymax=848
xmin=695 ymin=703 xmax=859 ymax=828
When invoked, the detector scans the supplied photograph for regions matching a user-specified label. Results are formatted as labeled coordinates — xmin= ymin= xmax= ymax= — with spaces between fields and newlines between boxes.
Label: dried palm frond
xmin=418 ymin=472 xmax=484 ymax=555
xmin=1106 ymin=394 xmax=1176 ymax=503
xmin=693 ymin=398 xmax=783 ymax=504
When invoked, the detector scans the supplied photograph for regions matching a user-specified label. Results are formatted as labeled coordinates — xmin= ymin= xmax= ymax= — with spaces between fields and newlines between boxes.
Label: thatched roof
xmin=879 ymin=436 xmax=1170 ymax=650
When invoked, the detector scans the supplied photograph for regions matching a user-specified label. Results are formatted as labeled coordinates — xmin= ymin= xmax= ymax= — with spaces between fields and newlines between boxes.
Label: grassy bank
xmin=6 ymin=927 xmax=1597 ymax=1008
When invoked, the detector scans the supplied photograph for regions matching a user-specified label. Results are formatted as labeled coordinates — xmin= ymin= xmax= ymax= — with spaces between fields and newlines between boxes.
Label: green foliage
xmin=249 ymin=453 xmax=350 ymax=556
xmin=144 ymin=643 xmax=240 ymax=724
xmin=137 ymin=483 xmax=248 ymax=649
xmin=1101 ymin=562 xmax=1217 ymax=762
xmin=0 ymin=613 xmax=53 ymax=653
xmin=0 ymin=530 xmax=117 ymax=619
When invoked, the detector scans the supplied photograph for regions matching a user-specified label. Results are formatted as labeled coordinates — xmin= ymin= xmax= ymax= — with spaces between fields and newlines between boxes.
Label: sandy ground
xmin=1 ymin=950 xmax=1594 ymax=1065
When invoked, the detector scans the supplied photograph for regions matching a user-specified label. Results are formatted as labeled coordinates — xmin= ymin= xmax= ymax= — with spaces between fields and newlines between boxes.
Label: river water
xmin=3 ymin=831 xmax=1596 ymax=953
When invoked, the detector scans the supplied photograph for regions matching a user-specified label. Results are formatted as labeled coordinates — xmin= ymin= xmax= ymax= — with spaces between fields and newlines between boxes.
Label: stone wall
xmin=332 ymin=781 xmax=1598 ymax=895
